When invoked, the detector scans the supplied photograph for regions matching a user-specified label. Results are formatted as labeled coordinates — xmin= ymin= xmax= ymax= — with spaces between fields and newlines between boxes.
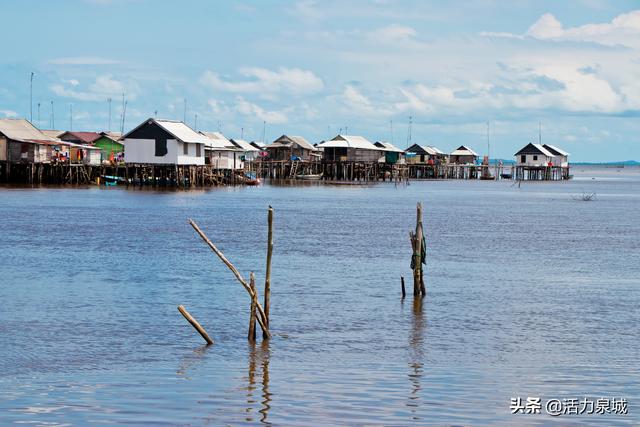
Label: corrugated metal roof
xmin=543 ymin=144 xmax=569 ymax=156
xmin=450 ymin=145 xmax=479 ymax=157
xmin=0 ymin=118 xmax=57 ymax=143
xmin=407 ymin=144 xmax=445 ymax=155
xmin=60 ymin=131 xmax=101 ymax=144
xmin=41 ymin=130 xmax=65 ymax=139
xmin=374 ymin=141 xmax=404 ymax=153
xmin=268 ymin=135 xmax=316 ymax=151
xmin=199 ymin=131 xmax=234 ymax=150
xmin=316 ymin=135 xmax=381 ymax=150
xmin=154 ymin=119 xmax=209 ymax=144
xmin=230 ymin=139 xmax=259 ymax=152
xmin=514 ymin=143 xmax=554 ymax=157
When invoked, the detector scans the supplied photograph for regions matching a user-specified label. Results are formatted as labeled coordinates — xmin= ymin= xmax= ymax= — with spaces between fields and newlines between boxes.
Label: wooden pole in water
xmin=249 ymin=272 xmax=257 ymax=341
xmin=263 ymin=207 xmax=274 ymax=338
xmin=178 ymin=305 xmax=213 ymax=345
xmin=410 ymin=202 xmax=425 ymax=297
xmin=188 ymin=219 xmax=271 ymax=338
xmin=401 ymin=276 xmax=406 ymax=298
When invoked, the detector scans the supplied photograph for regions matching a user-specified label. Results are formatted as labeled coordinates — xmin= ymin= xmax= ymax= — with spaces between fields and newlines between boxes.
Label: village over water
xmin=0 ymin=116 xmax=571 ymax=186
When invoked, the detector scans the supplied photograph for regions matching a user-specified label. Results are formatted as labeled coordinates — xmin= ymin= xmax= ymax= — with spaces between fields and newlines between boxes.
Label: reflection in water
xmin=407 ymin=297 xmax=426 ymax=420
xmin=245 ymin=341 xmax=272 ymax=425
xmin=176 ymin=344 xmax=211 ymax=379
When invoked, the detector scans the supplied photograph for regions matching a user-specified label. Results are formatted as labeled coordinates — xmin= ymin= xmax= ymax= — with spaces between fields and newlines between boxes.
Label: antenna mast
xmin=406 ymin=115 xmax=412 ymax=149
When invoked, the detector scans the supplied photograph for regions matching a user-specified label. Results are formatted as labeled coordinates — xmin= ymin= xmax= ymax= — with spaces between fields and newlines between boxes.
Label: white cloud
xmin=289 ymin=0 xmax=323 ymax=21
xmin=235 ymin=97 xmax=288 ymax=124
xmin=368 ymin=25 xmax=417 ymax=43
xmin=485 ymin=10 xmax=640 ymax=49
xmin=50 ymin=75 xmax=137 ymax=102
xmin=201 ymin=67 xmax=323 ymax=98
xmin=48 ymin=57 xmax=121 ymax=65
xmin=0 ymin=110 xmax=18 ymax=118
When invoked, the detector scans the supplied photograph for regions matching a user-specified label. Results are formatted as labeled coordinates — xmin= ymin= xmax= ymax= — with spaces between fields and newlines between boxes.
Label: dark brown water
xmin=1 ymin=166 xmax=639 ymax=425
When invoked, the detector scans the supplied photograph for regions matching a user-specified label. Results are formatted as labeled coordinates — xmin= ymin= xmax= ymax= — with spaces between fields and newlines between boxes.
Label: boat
xmin=99 ymin=175 xmax=126 ymax=186
xmin=296 ymin=173 xmax=323 ymax=180
xmin=500 ymin=173 xmax=513 ymax=179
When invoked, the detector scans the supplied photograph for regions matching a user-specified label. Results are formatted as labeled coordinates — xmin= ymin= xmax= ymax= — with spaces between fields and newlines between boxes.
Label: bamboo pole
xmin=188 ymin=219 xmax=271 ymax=338
xmin=263 ymin=207 xmax=274 ymax=338
xmin=249 ymin=272 xmax=257 ymax=341
xmin=178 ymin=305 xmax=213 ymax=345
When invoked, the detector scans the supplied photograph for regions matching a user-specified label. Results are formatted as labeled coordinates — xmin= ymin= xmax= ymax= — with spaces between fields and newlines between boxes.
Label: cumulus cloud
xmin=50 ymin=75 xmax=137 ymax=101
xmin=235 ymin=97 xmax=288 ymax=124
xmin=201 ymin=67 xmax=324 ymax=98
xmin=483 ymin=10 xmax=640 ymax=49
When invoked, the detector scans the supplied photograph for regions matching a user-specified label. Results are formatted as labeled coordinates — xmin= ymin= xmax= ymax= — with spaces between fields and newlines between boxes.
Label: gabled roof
xmin=406 ymin=143 xmax=445 ymax=155
xmin=374 ymin=141 xmax=404 ymax=153
xmin=100 ymin=131 xmax=122 ymax=140
xmin=250 ymin=141 xmax=267 ymax=149
xmin=0 ymin=118 xmax=58 ymax=143
xmin=199 ymin=131 xmax=235 ymax=150
xmin=123 ymin=118 xmax=209 ymax=144
xmin=543 ymin=144 xmax=569 ymax=156
xmin=514 ymin=143 xmax=554 ymax=157
xmin=230 ymin=138 xmax=259 ymax=152
xmin=59 ymin=131 xmax=101 ymax=144
xmin=41 ymin=130 xmax=65 ymax=140
xmin=316 ymin=134 xmax=381 ymax=150
xmin=268 ymin=135 xmax=316 ymax=151
xmin=451 ymin=145 xmax=479 ymax=157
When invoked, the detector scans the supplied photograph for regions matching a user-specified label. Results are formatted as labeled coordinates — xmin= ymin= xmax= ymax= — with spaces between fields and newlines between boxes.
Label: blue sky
xmin=1 ymin=0 xmax=639 ymax=161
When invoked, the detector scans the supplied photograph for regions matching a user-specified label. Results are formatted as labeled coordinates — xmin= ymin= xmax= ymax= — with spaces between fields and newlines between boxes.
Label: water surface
xmin=1 ymin=166 xmax=639 ymax=425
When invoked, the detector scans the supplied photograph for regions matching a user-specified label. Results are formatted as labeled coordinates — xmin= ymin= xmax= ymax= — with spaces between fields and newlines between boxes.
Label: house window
xmin=520 ymin=155 xmax=526 ymax=163
xmin=533 ymin=155 xmax=538 ymax=161
xmin=196 ymin=144 xmax=201 ymax=157
xmin=155 ymin=139 xmax=167 ymax=156
xmin=183 ymin=142 xmax=189 ymax=155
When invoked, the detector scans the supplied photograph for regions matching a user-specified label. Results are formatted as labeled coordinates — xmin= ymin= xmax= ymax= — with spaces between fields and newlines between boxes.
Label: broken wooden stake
xmin=189 ymin=218 xmax=271 ymax=339
xmin=409 ymin=202 xmax=426 ymax=298
xmin=178 ymin=305 xmax=213 ymax=345
xmin=263 ymin=207 xmax=274 ymax=339
xmin=401 ymin=276 xmax=406 ymax=298
xmin=248 ymin=272 xmax=257 ymax=341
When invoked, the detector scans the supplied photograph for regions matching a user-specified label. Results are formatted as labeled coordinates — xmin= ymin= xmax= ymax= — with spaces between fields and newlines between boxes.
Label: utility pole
xmin=390 ymin=119 xmax=394 ymax=144
xmin=194 ymin=113 xmax=198 ymax=131
xmin=50 ymin=101 xmax=55 ymax=129
xmin=37 ymin=102 xmax=41 ymax=128
xmin=30 ymin=72 xmax=34 ymax=122
xmin=262 ymin=120 xmax=266 ymax=143
xmin=407 ymin=115 xmax=412 ymax=149
xmin=183 ymin=98 xmax=187 ymax=123
xmin=69 ymin=104 xmax=73 ymax=131
xmin=487 ymin=121 xmax=490 ymax=162
xmin=121 ymin=100 xmax=128 ymax=134
xmin=108 ymin=98 xmax=112 ymax=131
xmin=241 ymin=127 xmax=244 ymax=139
xmin=538 ymin=121 xmax=542 ymax=145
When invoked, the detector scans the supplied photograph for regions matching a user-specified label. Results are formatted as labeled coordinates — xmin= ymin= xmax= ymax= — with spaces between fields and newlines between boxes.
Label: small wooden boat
xmin=500 ymin=173 xmax=513 ymax=179
xmin=245 ymin=178 xmax=261 ymax=186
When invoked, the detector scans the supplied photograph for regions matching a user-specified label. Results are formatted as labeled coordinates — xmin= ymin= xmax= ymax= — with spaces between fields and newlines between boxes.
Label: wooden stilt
xmin=263 ymin=206 xmax=274 ymax=338
xmin=178 ymin=305 xmax=214 ymax=345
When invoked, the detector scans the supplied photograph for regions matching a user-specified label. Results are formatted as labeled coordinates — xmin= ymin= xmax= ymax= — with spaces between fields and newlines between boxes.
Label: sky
xmin=0 ymin=0 xmax=639 ymax=161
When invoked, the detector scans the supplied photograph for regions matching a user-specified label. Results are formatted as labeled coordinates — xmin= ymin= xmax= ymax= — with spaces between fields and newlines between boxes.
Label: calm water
xmin=1 ymin=166 xmax=639 ymax=426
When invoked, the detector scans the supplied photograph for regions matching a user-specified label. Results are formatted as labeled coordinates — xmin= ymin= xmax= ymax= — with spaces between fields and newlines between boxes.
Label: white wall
xmin=515 ymin=153 xmax=553 ymax=166
xmin=550 ymin=155 xmax=568 ymax=167
xmin=124 ymin=138 xmax=204 ymax=165
xmin=208 ymin=150 xmax=244 ymax=170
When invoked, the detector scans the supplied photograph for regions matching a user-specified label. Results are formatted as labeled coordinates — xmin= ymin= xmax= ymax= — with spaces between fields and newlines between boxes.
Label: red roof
xmin=59 ymin=131 xmax=101 ymax=144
